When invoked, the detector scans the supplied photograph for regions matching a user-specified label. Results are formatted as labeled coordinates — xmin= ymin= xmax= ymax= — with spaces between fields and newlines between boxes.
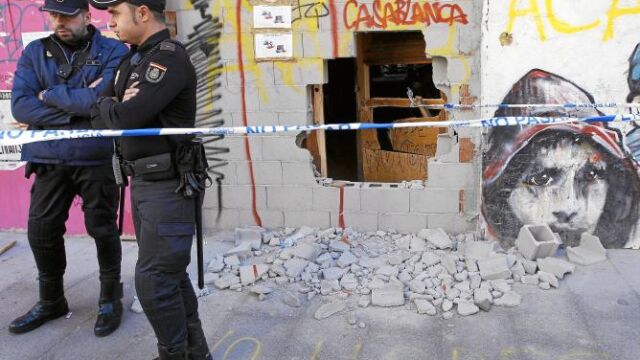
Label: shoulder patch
xmin=159 ymin=42 xmax=176 ymax=52
xmin=145 ymin=62 xmax=167 ymax=83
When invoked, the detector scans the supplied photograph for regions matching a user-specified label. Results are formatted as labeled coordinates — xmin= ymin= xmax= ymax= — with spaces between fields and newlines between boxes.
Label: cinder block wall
xmin=168 ymin=0 xmax=483 ymax=234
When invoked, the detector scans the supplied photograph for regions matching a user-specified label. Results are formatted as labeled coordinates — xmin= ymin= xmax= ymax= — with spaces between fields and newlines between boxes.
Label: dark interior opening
xmin=323 ymin=58 xmax=358 ymax=181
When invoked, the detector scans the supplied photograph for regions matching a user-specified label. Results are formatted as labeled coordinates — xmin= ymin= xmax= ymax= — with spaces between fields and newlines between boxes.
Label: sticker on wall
xmin=21 ymin=31 xmax=53 ymax=48
xmin=255 ymin=33 xmax=293 ymax=59
xmin=0 ymin=91 xmax=25 ymax=171
xmin=254 ymin=5 xmax=292 ymax=29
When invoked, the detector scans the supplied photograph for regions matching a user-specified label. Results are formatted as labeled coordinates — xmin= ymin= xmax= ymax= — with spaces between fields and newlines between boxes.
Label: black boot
xmin=154 ymin=343 xmax=188 ymax=360
xmin=94 ymin=280 xmax=123 ymax=337
xmin=186 ymin=318 xmax=212 ymax=360
xmin=9 ymin=279 xmax=68 ymax=334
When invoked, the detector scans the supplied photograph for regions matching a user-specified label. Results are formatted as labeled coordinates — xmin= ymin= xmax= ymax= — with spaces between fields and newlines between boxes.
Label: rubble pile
xmin=192 ymin=225 xmax=604 ymax=321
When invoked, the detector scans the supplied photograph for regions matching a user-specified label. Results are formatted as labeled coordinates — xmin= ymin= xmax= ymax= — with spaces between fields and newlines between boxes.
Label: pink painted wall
xmin=0 ymin=0 xmax=135 ymax=236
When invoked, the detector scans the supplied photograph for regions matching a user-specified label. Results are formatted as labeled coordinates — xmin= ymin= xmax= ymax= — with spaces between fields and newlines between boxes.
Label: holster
xmin=174 ymin=140 xmax=210 ymax=199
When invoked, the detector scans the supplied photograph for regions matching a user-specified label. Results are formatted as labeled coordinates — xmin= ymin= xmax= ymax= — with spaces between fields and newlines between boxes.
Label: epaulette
xmin=159 ymin=41 xmax=176 ymax=52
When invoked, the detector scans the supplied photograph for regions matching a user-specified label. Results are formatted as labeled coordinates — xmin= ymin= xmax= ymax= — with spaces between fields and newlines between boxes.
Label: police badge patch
xmin=145 ymin=62 xmax=167 ymax=83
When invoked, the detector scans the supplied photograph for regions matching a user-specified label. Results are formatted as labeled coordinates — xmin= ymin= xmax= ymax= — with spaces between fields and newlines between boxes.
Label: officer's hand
xmin=38 ymin=90 xmax=46 ymax=101
xmin=89 ymin=78 xmax=103 ymax=88
xmin=122 ymin=81 xmax=140 ymax=102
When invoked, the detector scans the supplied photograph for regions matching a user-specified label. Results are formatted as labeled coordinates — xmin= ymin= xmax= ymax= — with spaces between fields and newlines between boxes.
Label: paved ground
xmin=1 ymin=231 xmax=640 ymax=360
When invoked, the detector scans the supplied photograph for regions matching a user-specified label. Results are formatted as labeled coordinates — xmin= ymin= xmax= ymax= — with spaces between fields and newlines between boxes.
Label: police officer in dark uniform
xmin=9 ymin=0 xmax=128 ymax=337
xmin=88 ymin=0 xmax=211 ymax=359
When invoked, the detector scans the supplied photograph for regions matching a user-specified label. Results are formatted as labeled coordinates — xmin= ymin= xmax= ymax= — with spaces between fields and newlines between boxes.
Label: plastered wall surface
xmin=481 ymin=0 xmax=640 ymax=249
xmin=167 ymin=0 xmax=485 ymax=234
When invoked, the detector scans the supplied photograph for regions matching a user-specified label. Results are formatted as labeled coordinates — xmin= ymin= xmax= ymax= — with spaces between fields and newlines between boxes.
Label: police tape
xmin=408 ymin=102 xmax=640 ymax=110
xmin=1 ymin=113 xmax=639 ymax=146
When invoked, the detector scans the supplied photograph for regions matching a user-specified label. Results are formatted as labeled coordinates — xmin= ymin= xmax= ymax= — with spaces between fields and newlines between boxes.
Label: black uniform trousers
xmin=131 ymin=177 xmax=203 ymax=349
xmin=28 ymin=164 xmax=121 ymax=292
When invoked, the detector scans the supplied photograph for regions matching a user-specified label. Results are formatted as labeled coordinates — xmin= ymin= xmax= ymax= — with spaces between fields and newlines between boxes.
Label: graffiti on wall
xmin=291 ymin=0 xmax=330 ymax=29
xmin=483 ymin=60 xmax=640 ymax=249
xmin=505 ymin=0 xmax=640 ymax=42
xmin=0 ymin=0 xmax=111 ymax=91
xmin=343 ymin=0 xmax=469 ymax=30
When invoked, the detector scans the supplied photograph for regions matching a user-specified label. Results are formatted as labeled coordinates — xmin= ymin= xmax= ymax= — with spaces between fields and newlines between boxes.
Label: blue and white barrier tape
xmin=409 ymin=102 xmax=640 ymax=110
xmin=1 ymin=113 xmax=639 ymax=146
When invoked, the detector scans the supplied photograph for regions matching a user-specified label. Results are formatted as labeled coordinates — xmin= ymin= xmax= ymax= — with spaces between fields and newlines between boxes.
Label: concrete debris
xmin=464 ymin=241 xmax=495 ymax=260
xmin=358 ymin=322 xmax=366 ymax=329
xmin=314 ymin=301 xmax=346 ymax=320
xmin=566 ymin=233 xmax=607 ymax=266
xmin=214 ymin=273 xmax=240 ymax=289
xmin=494 ymin=291 xmax=522 ymax=307
xmin=250 ymin=285 xmax=273 ymax=295
xmin=372 ymin=285 xmax=405 ymax=307
xmin=537 ymin=257 xmax=575 ymax=279
xmin=284 ymin=258 xmax=309 ymax=278
xmin=418 ymin=228 xmax=452 ymax=249
xmin=537 ymin=271 xmax=559 ymax=288
xmin=516 ymin=224 xmax=561 ymax=260
xmin=478 ymin=255 xmax=512 ymax=280
xmin=457 ymin=301 xmax=479 ymax=316
xmin=207 ymin=255 xmax=225 ymax=273
xmin=240 ymin=264 xmax=269 ymax=285
xmin=337 ymin=251 xmax=358 ymax=268
xmin=208 ymin=225 xmax=593 ymax=321
xmin=415 ymin=299 xmax=437 ymax=315
xmin=130 ymin=296 xmax=144 ymax=314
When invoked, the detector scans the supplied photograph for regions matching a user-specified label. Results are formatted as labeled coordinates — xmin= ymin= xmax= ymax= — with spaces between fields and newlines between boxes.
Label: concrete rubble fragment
xmin=371 ymin=284 xmax=405 ymax=307
xmin=537 ymin=257 xmax=575 ymax=279
xmin=418 ymin=228 xmax=452 ymax=249
xmin=314 ymin=301 xmax=346 ymax=320
xmin=566 ymin=233 xmax=607 ymax=266
xmin=457 ymin=300 xmax=479 ymax=316
xmin=494 ymin=291 xmax=522 ymax=307
xmin=478 ymin=255 xmax=512 ymax=280
xmin=414 ymin=299 xmax=437 ymax=315
xmin=240 ymin=264 xmax=269 ymax=285
xmin=130 ymin=296 xmax=143 ymax=314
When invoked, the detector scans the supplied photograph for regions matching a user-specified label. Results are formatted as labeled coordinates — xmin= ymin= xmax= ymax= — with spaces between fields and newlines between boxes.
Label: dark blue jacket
xmin=11 ymin=26 xmax=128 ymax=165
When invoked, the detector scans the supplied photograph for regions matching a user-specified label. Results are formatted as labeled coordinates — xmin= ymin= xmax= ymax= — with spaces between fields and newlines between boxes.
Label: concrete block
xmin=237 ymin=209 xmax=285 ymax=229
xmin=410 ymin=188 xmax=460 ymax=214
xmin=221 ymin=6 xmax=252 ymax=33
xmin=218 ymin=85 xmax=261 ymax=113
xmin=478 ymin=255 xmax=512 ymax=280
xmin=516 ymin=225 xmax=561 ymax=260
xmin=274 ymin=59 xmax=327 ymax=85
xmin=473 ymin=287 xmax=492 ymax=311
xmin=281 ymin=161 xmax=317 ymax=185
xmin=284 ymin=210 xmax=331 ymax=228
xmin=215 ymin=161 xmax=238 ymax=186
xmin=235 ymin=161 xmax=283 ymax=186
xmin=314 ymin=185 xmax=360 ymax=211
xmin=203 ymin=208 xmax=240 ymax=230
xmin=284 ymin=257 xmax=309 ymax=278
xmin=379 ymin=213 xmax=428 ymax=234
xmin=218 ymin=33 xmax=255 ymax=61
xmin=371 ymin=284 xmax=405 ymax=307
xmin=259 ymin=85 xmax=310 ymax=111
xmin=267 ymin=186 xmax=312 ymax=210
xmin=278 ymin=111 xmax=313 ymax=126
xmin=427 ymin=160 xmax=475 ymax=188
xmin=263 ymin=136 xmax=312 ymax=161
xmin=428 ymin=214 xmax=476 ymax=234
xmin=240 ymin=264 xmax=269 ymax=285
xmin=566 ymin=233 xmax=607 ymax=266
xmin=330 ymin=211 xmax=378 ymax=231
xmin=302 ymin=32 xmax=335 ymax=58
xmin=457 ymin=300 xmax=479 ymax=316
xmin=361 ymin=188 xmax=410 ymax=213
xmin=225 ymin=61 xmax=275 ymax=87
xmin=230 ymin=112 xmax=279 ymax=128
xmin=537 ymin=257 xmax=575 ymax=279
xmin=215 ymin=137 xmax=262 ymax=161
xmin=218 ymin=185 xmax=267 ymax=210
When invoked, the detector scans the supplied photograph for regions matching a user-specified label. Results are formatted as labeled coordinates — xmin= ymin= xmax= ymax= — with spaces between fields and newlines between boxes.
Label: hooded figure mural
xmin=483 ymin=69 xmax=640 ymax=249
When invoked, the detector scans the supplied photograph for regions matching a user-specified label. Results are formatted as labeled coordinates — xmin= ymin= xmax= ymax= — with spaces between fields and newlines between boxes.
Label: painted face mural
xmin=483 ymin=69 xmax=640 ymax=249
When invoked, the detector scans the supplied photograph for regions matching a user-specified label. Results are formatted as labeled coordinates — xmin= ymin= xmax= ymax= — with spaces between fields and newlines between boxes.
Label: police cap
xmin=89 ymin=0 xmax=165 ymax=13
xmin=41 ymin=0 xmax=89 ymax=16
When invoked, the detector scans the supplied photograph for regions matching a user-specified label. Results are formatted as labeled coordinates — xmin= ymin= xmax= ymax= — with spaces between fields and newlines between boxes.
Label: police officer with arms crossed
xmin=88 ymin=0 xmax=211 ymax=358
xmin=9 ymin=0 xmax=128 ymax=337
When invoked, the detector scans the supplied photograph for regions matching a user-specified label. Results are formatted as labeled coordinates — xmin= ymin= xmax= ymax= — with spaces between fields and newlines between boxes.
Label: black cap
xmin=89 ymin=0 xmax=165 ymax=13
xmin=41 ymin=0 xmax=89 ymax=16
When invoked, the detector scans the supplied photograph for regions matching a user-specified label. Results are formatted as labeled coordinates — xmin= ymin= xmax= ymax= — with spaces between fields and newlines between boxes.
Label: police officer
xmin=9 ymin=0 xmax=128 ymax=337
xmin=88 ymin=0 xmax=211 ymax=358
